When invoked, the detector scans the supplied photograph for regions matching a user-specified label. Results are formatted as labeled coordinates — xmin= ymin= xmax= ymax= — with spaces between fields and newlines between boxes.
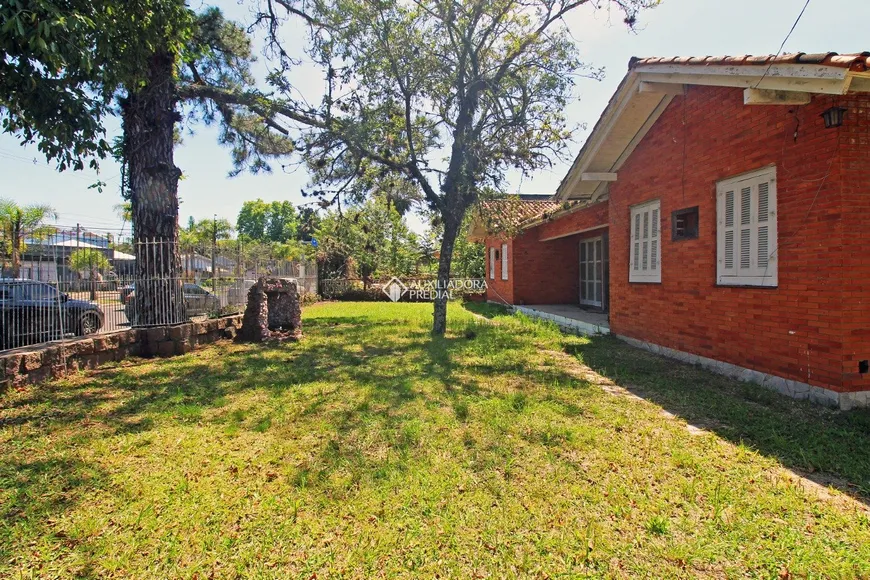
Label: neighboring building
xmin=181 ymin=253 xmax=213 ymax=276
xmin=180 ymin=253 xmax=237 ymax=278
xmin=25 ymin=227 xmax=111 ymax=248
xmin=19 ymin=260 xmax=58 ymax=282
xmin=473 ymin=52 xmax=870 ymax=409
xmin=14 ymin=239 xmax=135 ymax=282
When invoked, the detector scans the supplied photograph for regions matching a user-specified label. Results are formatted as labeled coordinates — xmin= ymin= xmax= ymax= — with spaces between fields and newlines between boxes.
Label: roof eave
xmin=554 ymin=71 xmax=640 ymax=203
xmin=555 ymin=57 xmax=870 ymax=205
xmin=555 ymin=70 xmax=676 ymax=204
xmin=632 ymin=62 xmax=852 ymax=95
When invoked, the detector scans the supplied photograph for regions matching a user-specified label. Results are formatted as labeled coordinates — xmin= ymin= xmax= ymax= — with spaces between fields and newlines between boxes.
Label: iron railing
xmin=0 ymin=237 xmax=317 ymax=352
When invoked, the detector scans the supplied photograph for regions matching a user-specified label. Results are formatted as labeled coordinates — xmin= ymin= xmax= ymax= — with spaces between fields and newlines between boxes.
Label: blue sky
xmin=1 ymin=0 xmax=867 ymax=237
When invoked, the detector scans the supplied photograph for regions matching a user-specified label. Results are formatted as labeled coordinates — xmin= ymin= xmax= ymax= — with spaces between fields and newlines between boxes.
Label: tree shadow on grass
xmin=569 ymin=335 xmax=870 ymax=505
xmin=461 ymin=301 xmax=510 ymax=321
xmin=462 ymin=301 xmax=870 ymax=504
xmin=0 ymin=456 xmax=108 ymax=565
xmin=0 ymin=304 xmax=606 ymax=566
xmin=3 ymin=306 xmax=539 ymax=440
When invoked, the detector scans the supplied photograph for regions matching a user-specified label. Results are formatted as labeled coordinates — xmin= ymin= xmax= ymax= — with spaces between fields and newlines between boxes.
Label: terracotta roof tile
xmin=476 ymin=197 xmax=562 ymax=233
xmin=631 ymin=52 xmax=870 ymax=72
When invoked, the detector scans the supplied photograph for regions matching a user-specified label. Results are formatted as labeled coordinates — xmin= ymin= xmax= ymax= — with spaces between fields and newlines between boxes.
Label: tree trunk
xmin=122 ymin=51 xmax=184 ymax=326
xmin=432 ymin=213 xmax=461 ymax=336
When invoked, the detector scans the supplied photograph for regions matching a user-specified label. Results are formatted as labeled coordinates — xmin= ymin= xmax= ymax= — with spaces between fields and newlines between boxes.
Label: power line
xmin=0 ymin=148 xmax=121 ymax=184
xmin=754 ymin=0 xmax=812 ymax=89
xmin=52 ymin=224 xmax=127 ymax=231
xmin=54 ymin=211 xmax=124 ymax=221
xmin=53 ymin=213 xmax=125 ymax=224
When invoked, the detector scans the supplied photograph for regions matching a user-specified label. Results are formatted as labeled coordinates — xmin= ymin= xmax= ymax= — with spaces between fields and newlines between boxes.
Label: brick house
xmin=471 ymin=52 xmax=870 ymax=409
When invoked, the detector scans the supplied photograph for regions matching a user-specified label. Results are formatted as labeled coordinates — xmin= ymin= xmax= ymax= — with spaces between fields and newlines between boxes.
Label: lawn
xmin=2 ymin=301 xmax=870 ymax=578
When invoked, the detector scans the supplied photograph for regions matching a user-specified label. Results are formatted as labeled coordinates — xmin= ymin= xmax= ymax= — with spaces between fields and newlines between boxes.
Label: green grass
xmin=2 ymin=301 xmax=870 ymax=578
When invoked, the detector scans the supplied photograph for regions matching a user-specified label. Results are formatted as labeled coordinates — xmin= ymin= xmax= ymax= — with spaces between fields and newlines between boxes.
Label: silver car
xmin=124 ymin=282 xmax=220 ymax=324
xmin=181 ymin=283 xmax=221 ymax=316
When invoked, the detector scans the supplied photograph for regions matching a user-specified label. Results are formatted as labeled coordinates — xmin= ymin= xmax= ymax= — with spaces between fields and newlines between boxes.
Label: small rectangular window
xmin=672 ymin=207 xmax=699 ymax=241
xmin=501 ymin=243 xmax=508 ymax=281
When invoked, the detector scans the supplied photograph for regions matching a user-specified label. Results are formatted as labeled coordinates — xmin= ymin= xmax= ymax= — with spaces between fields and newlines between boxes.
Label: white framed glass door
xmin=579 ymin=237 xmax=604 ymax=308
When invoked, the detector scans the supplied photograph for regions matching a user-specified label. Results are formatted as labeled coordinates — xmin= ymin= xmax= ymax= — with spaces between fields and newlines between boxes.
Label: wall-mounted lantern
xmin=820 ymin=106 xmax=847 ymax=129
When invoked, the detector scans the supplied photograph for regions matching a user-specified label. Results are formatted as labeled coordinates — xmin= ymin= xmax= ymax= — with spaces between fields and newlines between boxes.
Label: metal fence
xmin=0 ymin=237 xmax=317 ymax=352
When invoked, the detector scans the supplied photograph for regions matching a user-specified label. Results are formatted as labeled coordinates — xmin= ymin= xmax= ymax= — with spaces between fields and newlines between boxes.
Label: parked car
xmin=124 ymin=282 xmax=220 ymax=324
xmin=0 ymin=279 xmax=105 ymax=349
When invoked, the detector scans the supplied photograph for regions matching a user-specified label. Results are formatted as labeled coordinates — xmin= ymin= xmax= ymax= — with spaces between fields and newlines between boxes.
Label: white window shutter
xmin=629 ymin=200 xmax=661 ymax=283
xmin=719 ymin=189 xmax=737 ymax=275
xmin=650 ymin=207 xmax=659 ymax=272
xmin=717 ymin=167 xmax=777 ymax=286
xmin=757 ymin=181 xmax=771 ymax=269
xmin=633 ymin=214 xmax=641 ymax=271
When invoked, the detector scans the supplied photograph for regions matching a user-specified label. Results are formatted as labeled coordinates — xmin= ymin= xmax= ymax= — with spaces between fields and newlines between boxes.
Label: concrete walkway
xmin=511 ymin=304 xmax=610 ymax=336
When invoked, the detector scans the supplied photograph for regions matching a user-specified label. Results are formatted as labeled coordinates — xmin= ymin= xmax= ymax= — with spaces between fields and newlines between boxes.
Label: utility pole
xmin=211 ymin=214 xmax=217 ymax=292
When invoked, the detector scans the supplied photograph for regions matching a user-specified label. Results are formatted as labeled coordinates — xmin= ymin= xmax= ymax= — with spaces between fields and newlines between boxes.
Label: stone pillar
xmin=238 ymin=277 xmax=303 ymax=342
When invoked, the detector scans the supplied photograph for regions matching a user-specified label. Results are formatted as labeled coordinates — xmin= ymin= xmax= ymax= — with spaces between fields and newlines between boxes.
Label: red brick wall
xmin=838 ymin=92 xmax=870 ymax=390
xmin=484 ymin=237 xmax=514 ymax=304
xmin=536 ymin=200 xmax=609 ymax=241
xmin=609 ymin=85 xmax=856 ymax=392
xmin=512 ymin=231 xmax=579 ymax=304
xmin=484 ymin=202 xmax=609 ymax=305
xmin=485 ymin=87 xmax=868 ymax=393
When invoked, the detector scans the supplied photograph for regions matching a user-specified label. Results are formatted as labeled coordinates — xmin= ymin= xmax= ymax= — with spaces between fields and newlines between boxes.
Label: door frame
xmin=579 ymin=236 xmax=604 ymax=309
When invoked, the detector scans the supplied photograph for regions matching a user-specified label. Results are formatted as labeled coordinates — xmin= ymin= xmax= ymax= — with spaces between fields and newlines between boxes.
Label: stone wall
xmin=239 ymin=277 xmax=302 ymax=342
xmin=0 ymin=314 xmax=243 ymax=391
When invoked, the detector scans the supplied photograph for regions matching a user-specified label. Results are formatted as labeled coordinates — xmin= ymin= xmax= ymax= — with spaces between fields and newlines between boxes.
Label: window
xmin=672 ymin=207 xmax=699 ymax=241
xmin=12 ymin=282 xmax=58 ymax=301
xmin=501 ymin=243 xmax=508 ymax=281
xmin=184 ymin=283 xmax=207 ymax=295
xmin=489 ymin=247 xmax=496 ymax=280
xmin=716 ymin=167 xmax=777 ymax=287
xmin=629 ymin=199 xmax=661 ymax=283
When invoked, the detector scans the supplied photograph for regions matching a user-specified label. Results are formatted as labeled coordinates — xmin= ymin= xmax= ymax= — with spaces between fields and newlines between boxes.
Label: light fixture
xmin=820 ymin=106 xmax=847 ymax=129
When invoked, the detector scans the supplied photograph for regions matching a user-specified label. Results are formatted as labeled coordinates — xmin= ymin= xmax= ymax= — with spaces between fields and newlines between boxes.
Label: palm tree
xmin=114 ymin=202 xmax=132 ymax=236
xmin=0 ymin=199 xmax=58 ymax=277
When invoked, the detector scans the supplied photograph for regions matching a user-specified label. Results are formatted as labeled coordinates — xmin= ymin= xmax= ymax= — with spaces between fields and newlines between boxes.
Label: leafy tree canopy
xmin=0 ymin=198 xmax=57 ymax=276
xmin=255 ymin=0 xmax=655 ymax=333
xmin=236 ymin=199 xmax=301 ymax=243
xmin=0 ymin=0 xmax=194 ymax=171
xmin=69 ymin=248 xmax=111 ymax=273
xmin=180 ymin=216 xmax=234 ymax=253
xmin=1 ymin=1 xmax=294 ymax=207
xmin=316 ymin=198 xmax=420 ymax=282
xmin=296 ymin=206 xmax=321 ymax=243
